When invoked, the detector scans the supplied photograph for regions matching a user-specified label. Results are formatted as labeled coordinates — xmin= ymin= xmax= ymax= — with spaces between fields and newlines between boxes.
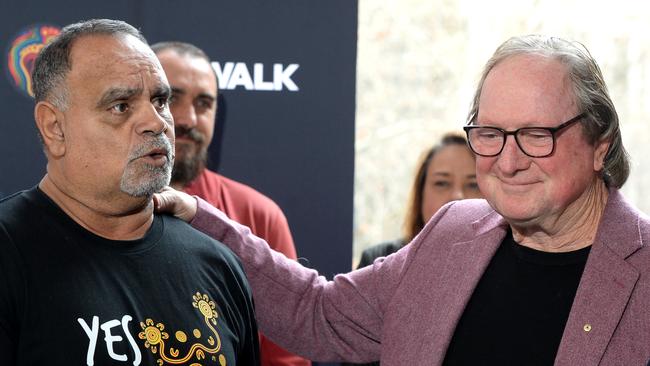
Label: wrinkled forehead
xmin=67 ymin=34 xmax=169 ymax=94
xmin=478 ymin=54 xmax=576 ymax=123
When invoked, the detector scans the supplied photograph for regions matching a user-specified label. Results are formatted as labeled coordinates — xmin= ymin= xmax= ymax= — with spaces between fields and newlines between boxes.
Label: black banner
xmin=0 ymin=0 xmax=356 ymax=294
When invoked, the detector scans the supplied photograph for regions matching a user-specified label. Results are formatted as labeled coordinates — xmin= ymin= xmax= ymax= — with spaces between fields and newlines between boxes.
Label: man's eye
xmin=521 ymin=129 xmax=551 ymax=140
xmin=111 ymin=103 xmax=129 ymax=113
xmin=153 ymin=97 xmax=168 ymax=110
xmin=477 ymin=130 xmax=500 ymax=140
xmin=197 ymin=98 xmax=214 ymax=109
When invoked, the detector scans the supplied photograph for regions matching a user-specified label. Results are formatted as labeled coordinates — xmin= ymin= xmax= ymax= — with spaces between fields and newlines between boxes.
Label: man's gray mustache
xmin=128 ymin=137 xmax=174 ymax=162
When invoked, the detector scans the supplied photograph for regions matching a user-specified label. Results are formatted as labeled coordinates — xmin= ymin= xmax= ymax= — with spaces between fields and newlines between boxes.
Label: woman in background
xmin=356 ymin=133 xmax=483 ymax=268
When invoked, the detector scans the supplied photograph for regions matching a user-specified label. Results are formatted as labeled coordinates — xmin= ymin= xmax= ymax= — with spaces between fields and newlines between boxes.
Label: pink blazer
xmin=192 ymin=189 xmax=650 ymax=365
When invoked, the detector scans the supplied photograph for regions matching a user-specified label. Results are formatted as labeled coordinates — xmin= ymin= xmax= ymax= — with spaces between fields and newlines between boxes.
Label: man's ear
xmin=594 ymin=138 xmax=611 ymax=172
xmin=34 ymin=101 xmax=66 ymax=157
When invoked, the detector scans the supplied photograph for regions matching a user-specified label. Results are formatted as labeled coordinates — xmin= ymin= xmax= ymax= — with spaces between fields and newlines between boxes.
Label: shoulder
xmin=157 ymin=215 xmax=256 ymax=325
xmin=595 ymin=191 xmax=650 ymax=284
xmin=596 ymin=189 xmax=650 ymax=260
xmin=400 ymin=198 xmax=504 ymax=264
xmin=0 ymin=192 xmax=31 ymax=307
xmin=425 ymin=198 xmax=502 ymax=237
xmin=0 ymin=189 xmax=35 ymax=218
xmin=220 ymin=174 xmax=279 ymax=206
xmin=368 ymin=200 xmax=502 ymax=295
xmin=437 ymin=198 xmax=497 ymax=222
xmin=160 ymin=215 xmax=247 ymax=275
xmin=210 ymin=171 xmax=286 ymax=216
xmin=0 ymin=188 xmax=46 ymax=239
xmin=195 ymin=171 xmax=293 ymax=250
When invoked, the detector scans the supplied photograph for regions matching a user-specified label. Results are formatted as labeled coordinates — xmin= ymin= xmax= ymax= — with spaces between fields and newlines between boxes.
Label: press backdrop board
xmin=0 ymin=0 xmax=356 ymax=320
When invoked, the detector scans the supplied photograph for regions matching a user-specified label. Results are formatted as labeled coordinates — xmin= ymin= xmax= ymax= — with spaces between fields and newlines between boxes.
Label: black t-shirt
xmin=0 ymin=187 xmax=260 ymax=365
xmin=443 ymin=229 xmax=590 ymax=366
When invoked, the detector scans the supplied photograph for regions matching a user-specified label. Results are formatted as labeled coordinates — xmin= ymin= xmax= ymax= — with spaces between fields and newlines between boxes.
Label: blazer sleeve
xmin=190 ymin=197 xmax=410 ymax=363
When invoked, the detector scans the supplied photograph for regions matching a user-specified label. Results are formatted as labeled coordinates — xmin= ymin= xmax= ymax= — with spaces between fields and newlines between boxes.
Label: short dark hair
xmin=151 ymin=41 xmax=211 ymax=63
xmin=151 ymin=41 xmax=218 ymax=90
xmin=32 ymin=19 xmax=146 ymax=110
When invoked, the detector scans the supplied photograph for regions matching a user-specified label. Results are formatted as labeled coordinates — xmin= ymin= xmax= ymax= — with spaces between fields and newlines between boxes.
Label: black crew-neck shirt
xmin=0 ymin=187 xmax=260 ymax=365
xmin=443 ymin=229 xmax=591 ymax=365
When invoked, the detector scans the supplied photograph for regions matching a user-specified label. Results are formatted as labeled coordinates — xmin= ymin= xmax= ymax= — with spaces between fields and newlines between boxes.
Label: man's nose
xmin=496 ymin=134 xmax=529 ymax=174
xmin=173 ymin=103 xmax=197 ymax=129
xmin=137 ymin=103 xmax=170 ymax=136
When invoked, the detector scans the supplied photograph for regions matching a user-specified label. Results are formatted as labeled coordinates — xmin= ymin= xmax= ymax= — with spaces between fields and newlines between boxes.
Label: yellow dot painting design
xmin=176 ymin=331 xmax=187 ymax=343
xmin=138 ymin=291 xmax=227 ymax=365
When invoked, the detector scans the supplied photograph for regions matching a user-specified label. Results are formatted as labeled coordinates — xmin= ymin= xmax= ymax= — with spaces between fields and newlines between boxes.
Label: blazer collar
xmin=593 ymin=188 xmax=646 ymax=259
xmin=555 ymin=188 xmax=644 ymax=365
xmin=469 ymin=189 xmax=646 ymax=258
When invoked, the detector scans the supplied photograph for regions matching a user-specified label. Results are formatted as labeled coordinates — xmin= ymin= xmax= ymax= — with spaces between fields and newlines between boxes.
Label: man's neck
xmin=39 ymin=174 xmax=155 ymax=240
xmin=511 ymin=180 xmax=609 ymax=252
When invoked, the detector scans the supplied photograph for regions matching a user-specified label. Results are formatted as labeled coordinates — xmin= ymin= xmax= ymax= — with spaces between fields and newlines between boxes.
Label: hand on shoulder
xmin=153 ymin=186 xmax=198 ymax=223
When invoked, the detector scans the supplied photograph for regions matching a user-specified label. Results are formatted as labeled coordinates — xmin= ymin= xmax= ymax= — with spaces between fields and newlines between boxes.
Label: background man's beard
xmin=171 ymin=147 xmax=208 ymax=187
xmin=171 ymin=125 xmax=208 ymax=187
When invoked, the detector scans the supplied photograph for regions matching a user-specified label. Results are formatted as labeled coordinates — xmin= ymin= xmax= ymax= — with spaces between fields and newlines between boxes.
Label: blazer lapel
xmin=419 ymin=217 xmax=507 ymax=365
xmin=555 ymin=190 xmax=643 ymax=365
xmin=554 ymin=244 xmax=639 ymax=365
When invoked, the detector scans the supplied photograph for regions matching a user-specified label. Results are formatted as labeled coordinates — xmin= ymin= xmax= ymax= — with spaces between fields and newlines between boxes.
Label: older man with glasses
xmin=155 ymin=35 xmax=650 ymax=365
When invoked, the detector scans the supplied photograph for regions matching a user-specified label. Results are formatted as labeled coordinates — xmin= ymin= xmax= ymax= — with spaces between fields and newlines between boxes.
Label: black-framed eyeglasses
xmin=463 ymin=113 xmax=585 ymax=158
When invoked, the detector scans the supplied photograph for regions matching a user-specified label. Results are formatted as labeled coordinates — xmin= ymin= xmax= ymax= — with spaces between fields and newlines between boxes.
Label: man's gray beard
xmin=120 ymin=137 xmax=174 ymax=197
xmin=121 ymin=164 xmax=171 ymax=197
xmin=171 ymin=147 xmax=208 ymax=187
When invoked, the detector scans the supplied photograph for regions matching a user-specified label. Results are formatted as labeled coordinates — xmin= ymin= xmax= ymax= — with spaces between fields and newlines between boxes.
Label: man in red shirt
xmin=153 ymin=41 xmax=310 ymax=366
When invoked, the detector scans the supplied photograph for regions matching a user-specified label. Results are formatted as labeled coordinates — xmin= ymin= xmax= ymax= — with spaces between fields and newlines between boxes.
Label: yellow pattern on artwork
xmin=138 ymin=292 xmax=227 ymax=365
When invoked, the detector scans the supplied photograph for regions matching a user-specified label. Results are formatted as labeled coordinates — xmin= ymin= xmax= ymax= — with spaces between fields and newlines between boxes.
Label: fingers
xmin=152 ymin=186 xmax=198 ymax=223
xmin=153 ymin=188 xmax=172 ymax=213
xmin=153 ymin=192 xmax=162 ymax=212
xmin=178 ymin=193 xmax=199 ymax=223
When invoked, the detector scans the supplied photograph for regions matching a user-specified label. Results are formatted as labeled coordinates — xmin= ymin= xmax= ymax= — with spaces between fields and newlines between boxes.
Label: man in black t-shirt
xmin=0 ymin=19 xmax=259 ymax=365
